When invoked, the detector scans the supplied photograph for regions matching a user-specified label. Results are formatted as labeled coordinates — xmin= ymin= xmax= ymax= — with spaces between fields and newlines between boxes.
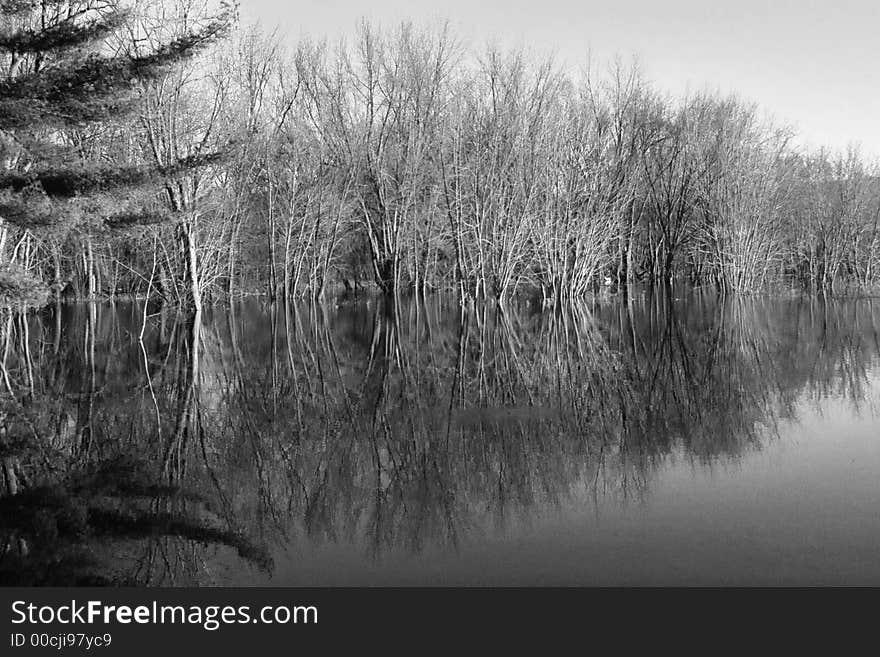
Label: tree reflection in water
xmin=0 ymin=290 xmax=878 ymax=585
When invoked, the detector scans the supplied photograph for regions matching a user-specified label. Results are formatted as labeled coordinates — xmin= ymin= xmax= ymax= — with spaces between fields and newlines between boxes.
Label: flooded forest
xmin=1 ymin=2 xmax=880 ymax=307
xmin=2 ymin=2 xmax=880 ymax=586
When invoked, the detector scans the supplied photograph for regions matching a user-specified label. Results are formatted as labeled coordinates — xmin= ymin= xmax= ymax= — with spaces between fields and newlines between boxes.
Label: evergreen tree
xmin=0 ymin=0 xmax=233 ymax=305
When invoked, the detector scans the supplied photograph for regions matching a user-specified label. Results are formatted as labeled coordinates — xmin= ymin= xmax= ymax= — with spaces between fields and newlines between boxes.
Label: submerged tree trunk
xmin=1 ymin=457 xmax=18 ymax=496
xmin=86 ymin=237 xmax=96 ymax=299
xmin=180 ymin=221 xmax=202 ymax=313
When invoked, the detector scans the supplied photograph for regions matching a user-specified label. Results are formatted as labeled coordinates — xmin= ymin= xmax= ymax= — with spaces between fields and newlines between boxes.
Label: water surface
xmin=1 ymin=291 xmax=879 ymax=585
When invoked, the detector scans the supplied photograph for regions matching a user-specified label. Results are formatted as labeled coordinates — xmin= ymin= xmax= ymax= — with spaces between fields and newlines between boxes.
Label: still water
xmin=1 ymin=290 xmax=879 ymax=585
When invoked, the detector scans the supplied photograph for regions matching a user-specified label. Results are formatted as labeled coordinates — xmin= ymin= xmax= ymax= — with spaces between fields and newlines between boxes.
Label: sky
xmin=240 ymin=0 xmax=880 ymax=157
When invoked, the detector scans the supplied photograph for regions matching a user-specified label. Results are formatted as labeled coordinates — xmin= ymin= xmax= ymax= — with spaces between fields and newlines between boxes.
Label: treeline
xmin=2 ymin=4 xmax=880 ymax=307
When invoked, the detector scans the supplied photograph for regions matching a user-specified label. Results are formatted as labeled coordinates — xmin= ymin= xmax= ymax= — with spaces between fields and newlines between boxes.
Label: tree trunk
xmin=182 ymin=221 xmax=202 ymax=312
xmin=86 ymin=237 xmax=96 ymax=299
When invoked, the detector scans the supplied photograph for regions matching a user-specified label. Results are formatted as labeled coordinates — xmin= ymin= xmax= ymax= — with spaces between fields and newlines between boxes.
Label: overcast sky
xmin=241 ymin=0 xmax=879 ymax=157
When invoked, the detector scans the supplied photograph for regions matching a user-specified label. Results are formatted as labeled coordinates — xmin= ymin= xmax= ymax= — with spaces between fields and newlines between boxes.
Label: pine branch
xmin=0 ymin=15 xmax=233 ymax=130
xmin=0 ymin=13 xmax=127 ymax=54
xmin=0 ymin=151 xmax=228 ymax=198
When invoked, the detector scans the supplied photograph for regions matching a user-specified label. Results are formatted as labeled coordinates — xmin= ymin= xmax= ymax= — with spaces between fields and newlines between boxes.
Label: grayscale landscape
xmin=1 ymin=0 xmax=879 ymax=586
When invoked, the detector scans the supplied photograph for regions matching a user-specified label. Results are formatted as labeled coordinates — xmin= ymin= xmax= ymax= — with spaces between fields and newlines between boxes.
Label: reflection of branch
xmin=88 ymin=508 xmax=272 ymax=571
xmin=139 ymin=237 xmax=162 ymax=443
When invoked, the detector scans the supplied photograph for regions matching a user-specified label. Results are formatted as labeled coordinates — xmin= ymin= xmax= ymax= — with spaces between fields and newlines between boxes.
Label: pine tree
xmin=0 ymin=0 xmax=233 ymax=305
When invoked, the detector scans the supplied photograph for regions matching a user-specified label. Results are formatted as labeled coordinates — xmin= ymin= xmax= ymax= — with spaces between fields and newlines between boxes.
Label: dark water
xmin=2 ymin=290 xmax=880 ymax=586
